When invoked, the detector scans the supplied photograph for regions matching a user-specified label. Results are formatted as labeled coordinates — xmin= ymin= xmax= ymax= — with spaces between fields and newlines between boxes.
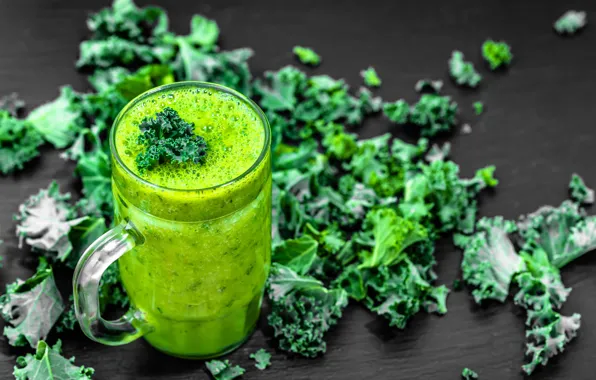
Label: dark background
xmin=1 ymin=0 xmax=596 ymax=379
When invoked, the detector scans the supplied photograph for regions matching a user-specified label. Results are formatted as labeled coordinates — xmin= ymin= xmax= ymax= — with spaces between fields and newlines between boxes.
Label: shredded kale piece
xmin=482 ymin=40 xmax=513 ymax=70
xmin=293 ymin=46 xmax=321 ymax=66
xmin=473 ymin=101 xmax=484 ymax=115
xmin=569 ymin=173 xmax=594 ymax=204
xmin=449 ymin=51 xmax=481 ymax=87
xmin=384 ymin=94 xmax=458 ymax=137
xmin=361 ymin=67 xmax=382 ymax=87
xmin=13 ymin=340 xmax=94 ymax=380
xmin=0 ymin=268 xmax=64 ymax=348
xmin=0 ymin=111 xmax=43 ymax=174
xmin=250 ymin=348 xmax=272 ymax=370
xmin=554 ymin=10 xmax=587 ymax=35
xmin=135 ymin=107 xmax=207 ymax=172
xmin=205 ymin=360 xmax=245 ymax=380
xmin=461 ymin=367 xmax=479 ymax=379
xmin=459 ymin=217 xmax=526 ymax=303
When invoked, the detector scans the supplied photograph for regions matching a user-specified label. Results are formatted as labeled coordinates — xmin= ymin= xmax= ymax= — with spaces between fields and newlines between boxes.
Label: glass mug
xmin=73 ymin=82 xmax=272 ymax=359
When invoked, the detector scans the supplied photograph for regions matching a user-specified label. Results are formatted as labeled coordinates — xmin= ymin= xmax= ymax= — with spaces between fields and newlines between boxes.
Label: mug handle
xmin=73 ymin=221 xmax=152 ymax=345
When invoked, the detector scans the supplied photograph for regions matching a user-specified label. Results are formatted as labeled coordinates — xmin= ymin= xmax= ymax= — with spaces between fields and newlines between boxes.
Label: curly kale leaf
xmin=399 ymin=161 xmax=495 ymax=234
xmin=518 ymin=200 xmax=596 ymax=269
xmin=0 ymin=268 xmax=64 ymax=348
xmin=482 ymin=40 xmax=513 ymax=70
xmin=358 ymin=208 xmax=428 ymax=269
xmin=249 ymin=348 xmax=272 ymax=370
xmin=174 ymin=39 xmax=253 ymax=95
xmin=554 ymin=10 xmax=587 ymax=35
xmin=383 ymin=100 xmax=409 ymax=124
xmin=135 ymin=107 xmax=207 ymax=172
xmin=0 ymin=111 xmax=43 ymax=174
xmin=205 ymin=360 xmax=245 ymax=380
xmin=55 ymin=295 xmax=77 ymax=333
xmin=514 ymin=270 xmax=580 ymax=375
xmin=13 ymin=340 xmax=94 ymax=380
xmin=293 ymin=46 xmax=321 ymax=66
xmin=75 ymin=143 xmax=113 ymax=219
xmin=461 ymin=367 xmax=479 ymax=379
xmin=362 ymin=261 xmax=449 ymax=328
xmin=460 ymin=217 xmax=526 ymax=303
xmin=385 ymin=94 xmax=458 ymax=137
xmin=361 ymin=67 xmax=381 ymax=87
xmin=569 ymin=173 xmax=594 ymax=205
xmin=77 ymin=36 xmax=169 ymax=69
xmin=179 ymin=14 xmax=220 ymax=50
xmin=267 ymin=263 xmax=348 ymax=357
xmin=26 ymin=87 xmax=84 ymax=149
xmin=15 ymin=182 xmax=85 ymax=260
xmin=449 ymin=51 xmax=482 ymax=87
xmin=87 ymin=0 xmax=168 ymax=43
xmin=273 ymin=235 xmax=319 ymax=275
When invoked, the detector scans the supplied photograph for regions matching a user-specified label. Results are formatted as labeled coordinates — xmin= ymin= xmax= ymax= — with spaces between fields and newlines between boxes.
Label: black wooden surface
xmin=2 ymin=0 xmax=596 ymax=379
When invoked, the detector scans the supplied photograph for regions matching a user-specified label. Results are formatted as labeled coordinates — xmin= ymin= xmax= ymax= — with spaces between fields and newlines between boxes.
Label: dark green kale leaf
xmin=554 ymin=10 xmax=587 ymax=35
xmin=384 ymin=94 xmax=458 ymax=137
xmin=205 ymin=360 xmax=245 ymax=380
xmin=569 ymin=173 xmax=594 ymax=205
xmin=0 ymin=111 xmax=43 ymax=174
xmin=249 ymin=348 xmax=272 ymax=370
xmin=459 ymin=217 xmax=526 ymax=303
xmin=273 ymin=236 xmax=319 ymax=275
xmin=135 ymin=107 xmax=207 ymax=172
xmin=13 ymin=340 xmax=94 ymax=380
xmin=293 ymin=46 xmax=321 ymax=66
xmin=77 ymin=36 xmax=168 ymax=70
xmin=482 ymin=40 xmax=513 ymax=70
xmin=0 ymin=268 xmax=64 ymax=348
xmin=461 ymin=367 xmax=479 ymax=379
xmin=26 ymin=87 xmax=84 ymax=149
xmin=267 ymin=263 xmax=348 ymax=357
xmin=87 ymin=0 xmax=168 ymax=44
xmin=361 ymin=67 xmax=381 ymax=87
xmin=448 ymin=51 xmax=481 ymax=87
xmin=174 ymin=39 xmax=253 ymax=95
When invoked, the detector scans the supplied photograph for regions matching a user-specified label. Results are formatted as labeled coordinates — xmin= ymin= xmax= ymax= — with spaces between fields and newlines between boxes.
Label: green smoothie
xmin=109 ymin=82 xmax=272 ymax=358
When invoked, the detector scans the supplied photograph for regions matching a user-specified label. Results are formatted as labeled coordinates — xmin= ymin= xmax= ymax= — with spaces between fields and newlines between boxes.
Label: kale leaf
xmin=569 ymin=173 xmax=594 ymax=205
xmin=554 ymin=10 xmax=587 ymax=35
xmin=249 ymin=348 xmax=272 ymax=370
xmin=482 ymin=40 xmax=513 ymax=70
xmin=361 ymin=67 xmax=381 ymax=87
xmin=461 ymin=367 xmax=479 ymax=379
xmin=0 ymin=111 xmax=43 ymax=174
xmin=293 ymin=46 xmax=321 ymax=66
xmin=205 ymin=360 xmax=245 ymax=380
xmin=449 ymin=51 xmax=481 ymax=87
xmin=0 ymin=268 xmax=64 ymax=348
xmin=267 ymin=263 xmax=348 ymax=357
xmin=135 ymin=107 xmax=207 ymax=172
xmin=13 ymin=340 xmax=94 ymax=380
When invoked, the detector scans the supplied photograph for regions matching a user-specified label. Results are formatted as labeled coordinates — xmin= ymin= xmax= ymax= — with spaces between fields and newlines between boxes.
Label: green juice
xmin=110 ymin=83 xmax=271 ymax=358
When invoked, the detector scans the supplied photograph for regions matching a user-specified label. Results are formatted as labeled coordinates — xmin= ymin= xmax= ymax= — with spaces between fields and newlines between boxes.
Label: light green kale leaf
xmin=249 ymin=348 xmax=271 ymax=370
xmin=293 ymin=46 xmax=321 ymax=66
xmin=205 ymin=360 xmax=245 ymax=380
xmin=0 ymin=268 xmax=64 ymax=348
xmin=0 ymin=110 xmax=43 ymax=175
xmin=13 ymin=340 xmax=94 ymax=380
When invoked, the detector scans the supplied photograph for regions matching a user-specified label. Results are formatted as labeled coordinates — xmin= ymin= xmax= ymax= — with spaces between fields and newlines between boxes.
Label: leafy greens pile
xmin=0 ymin=0 xmax=592 ymax=378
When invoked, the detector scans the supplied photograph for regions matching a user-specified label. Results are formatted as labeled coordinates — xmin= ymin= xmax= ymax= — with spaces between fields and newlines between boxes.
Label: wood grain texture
xmin=1 ymin=0 xmax=596 ymax=379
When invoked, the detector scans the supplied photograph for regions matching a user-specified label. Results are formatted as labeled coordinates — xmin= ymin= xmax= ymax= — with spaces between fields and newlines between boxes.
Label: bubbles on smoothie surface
xmin=115 ymin=86 xmax=265 ymax=189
